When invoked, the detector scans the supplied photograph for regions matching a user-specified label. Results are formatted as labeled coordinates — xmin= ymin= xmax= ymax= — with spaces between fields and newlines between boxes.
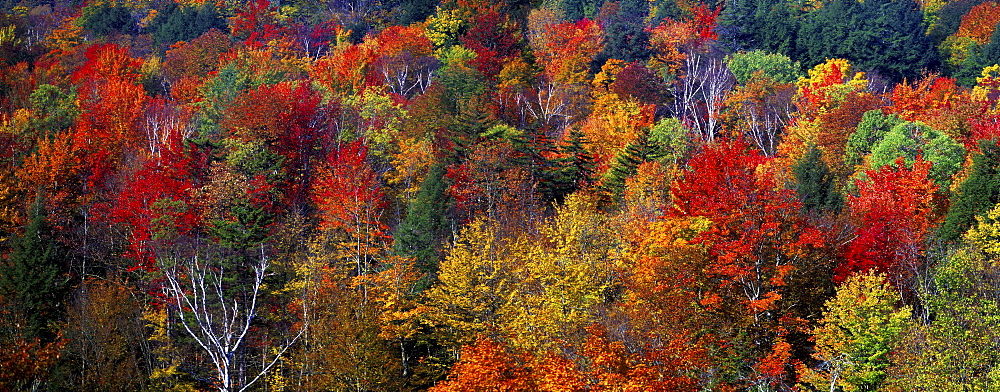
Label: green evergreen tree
xmin=796 ymin=0 xmax=937 ymax=81
xmin=599 ymin=130 xmax=663 ymax=203
xmin=956 ymin=22 xmax=1000 ymax=86
xmin=0 ymin=200 xmax=69 ymax=342
xmin=941 ymin=140 xmax=1000 ymax=242
xmin=80 ymin=3 xmax=133 ymax=37
xmin=793 ymin=144 xmax=843 ymax=213
xmin=595 ymin=0 xmax=650 ymax=66
xmin=150 ymin=3 xmax=226 ymax=48
xmin=720 ymin=0 xmax=800 ymax=54
xmin=548 ymin=129 xmax=596 ymax=203
xmin=393 ymin=164 xmax=451 ymax=274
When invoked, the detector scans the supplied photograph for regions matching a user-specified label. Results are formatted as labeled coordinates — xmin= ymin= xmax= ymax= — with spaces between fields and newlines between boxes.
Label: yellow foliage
xmin=973 ymin=64 xmax=1000 ymax=110
xmin=941 ymin=35 xmax=978 ymax=69
xmin=385 ymin=136 xmax=434 ymax=200
xmin=502 ymin=194 xmax=614 ymax=353
xmin=424 ymin=219 xmax=515 ymax=350
xmin=591 ymin=59 xmax=627 ymax=96
xmin=581 ymin=93 xmax=654 ymax=163
xmin=964 ymin=203 xmax=1000 ymax=256
xmin=800 ymin=271 xmax=912 ymax=391
xmin=425 ymin=8 xmax=466 ymax=48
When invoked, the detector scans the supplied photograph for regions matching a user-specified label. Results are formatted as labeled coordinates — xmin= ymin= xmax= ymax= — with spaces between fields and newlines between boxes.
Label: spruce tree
xmin=393 ymin=164 xmax=451 ymax=274
xmin=0 ymin=200 xmax=69 ymax=342
xmin=941 ymin=140 xmax=1000 ymax=242
xmin=548 ymin=129 xmax=596 ymax=203
xmin=599 ymin=130 xmax=663 ymax=203
xmin=794 ymin=144 xmax=843 ymax=213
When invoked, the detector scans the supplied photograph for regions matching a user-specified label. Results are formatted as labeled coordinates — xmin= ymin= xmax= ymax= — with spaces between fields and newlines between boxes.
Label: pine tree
xmin=393 ymin=164 xmax=451 ymax=274
xmin=0 ymin=199 xmax=69 ymax=342
xmin=941 ymin=140 xmax=1000 ymax=242
xmin=793 ymin=144 xmax=843 ymax=213
xmin=548 ymin=129 xmax=596 ymax=203
xmin=599 ymin=130 xmax=663 ymax=203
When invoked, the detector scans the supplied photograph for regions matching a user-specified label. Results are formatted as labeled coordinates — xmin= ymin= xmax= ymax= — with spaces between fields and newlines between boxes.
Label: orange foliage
xmin=0 ymin=336 xmax=63 ymax=390
xmin=954 ymin=2 xmax=1000 ymax=44
xmin=311 ymin=42 xmax=379 ymax=96
xmin=535 ymin=19 xmax=604 ymax=85
xmin=887 ymin=75 xmax=984 ymax=139
xmin=430 ymin=337 xmax=534 ymax=392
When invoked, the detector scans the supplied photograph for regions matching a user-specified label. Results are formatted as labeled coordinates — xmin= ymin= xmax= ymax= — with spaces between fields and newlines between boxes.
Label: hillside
xmin=1 ymin=0 xmax=1000 ymax=390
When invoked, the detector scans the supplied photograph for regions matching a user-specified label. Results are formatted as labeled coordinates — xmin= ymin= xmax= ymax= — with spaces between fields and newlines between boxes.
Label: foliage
xmin=800 ymin=271 xmax=912 ymax=392
xmin=727 ymin=49 xmax=801 ymax=85
xmin=0 ymin=200 xmax=69 ymax=342
xmin=941 ymin=140 xmax=1000 ymax=242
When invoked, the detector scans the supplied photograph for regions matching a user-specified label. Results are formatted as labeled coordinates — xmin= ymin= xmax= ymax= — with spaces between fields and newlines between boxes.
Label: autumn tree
xmin=670 ymin=139 xmax=823 ymax=387
xmin=799 ymin=272 xmax=912 ymax=392
xmin=841 ymin=157 xmax=938 ymax=287
xmin=312 ymin=140 xmax=390 ymax=275
xmin=941 ymin=139 xmax=1000 ymax=242
xmin=61 ymin=277 xmax=149 ymax=391
xmin=889 ymin=206 xmax=1000 ymax=389
xmin=429 ymin=337 xmax=533 ymax=392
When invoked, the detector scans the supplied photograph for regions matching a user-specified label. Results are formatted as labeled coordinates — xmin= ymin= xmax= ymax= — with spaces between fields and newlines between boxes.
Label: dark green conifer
xmin=393 ymin=164 xmax=450 ymax=274
xmin=941 ymin=140 xmax=1000 ymax=242
xmin=0 ymin=199 xmax=69 ymax=341
xmin=794 ymin=144 xmax=843 ymax=213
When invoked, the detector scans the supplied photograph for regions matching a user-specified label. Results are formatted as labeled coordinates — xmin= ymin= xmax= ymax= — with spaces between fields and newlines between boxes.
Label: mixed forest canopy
xmin=2 ymin=0 xmax=1000 ymax=389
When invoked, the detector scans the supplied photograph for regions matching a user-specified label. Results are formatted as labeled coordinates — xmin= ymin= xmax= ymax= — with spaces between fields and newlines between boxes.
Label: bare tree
xmin=161 ymin=247 xmax=305 ymax=392
xmin=671 ymin=51 xmax=735 ymax=143
xmin=379 ymin=54 xmax=438 ymax=97
xmin=733 ymin=84 xmax=795 ymax=156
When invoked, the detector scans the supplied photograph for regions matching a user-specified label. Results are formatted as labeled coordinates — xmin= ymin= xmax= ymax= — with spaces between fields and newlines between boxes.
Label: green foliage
xmin=25 ymin=84 xmax=78 ymax=139
xmin=648 ymin=117 xmax=690 ymax=166
xmin=548 ymin=128 xmax=597 ymax=202
xmin=599 ymin=129 xmax=663 ymax=203
xmin=596 ymin=0 xmax=650 ymax=65
xmin=720 ymin=0 xmax=800 ymax=54
xmin=393 ymin=164 xmax=451 ymax=274
xmin=726 ymin=50 xmax=801 ymax=85
xmin=729 ymin=1 xmax=937 ymax=83
xmin=210 ymin=201 xmax=273 ymax=250
xmin=561 ymin=0 xmax=604 ymax=21
xmin=867 ymin=121 xmax=964 ymax=189
xmin=149 ymin=3 xmax=226 ymax=47
xmin=80 ymin=3 xmax=133 ymax=36
xmin=845 ymin=110 xmax=905 ymax=172
xmin=794 ymin=144 xmax=843 ymax=213
xmin=436 ymin=45 xmax=485 ymax=109
xmin=941 ymin=140 xmax=1000 ymax=242
xmin=888 ymin=242 xmax=1000 ymax=390
xmin=802 ymin=271 xmax=912 ymax=391
xmin=955 ymin=24 xmax=1000 ymax=86
xmin=0 ymin=200 xmax=69 ymax=342
xmin=397 ymin=0 xmax=440 ymax=24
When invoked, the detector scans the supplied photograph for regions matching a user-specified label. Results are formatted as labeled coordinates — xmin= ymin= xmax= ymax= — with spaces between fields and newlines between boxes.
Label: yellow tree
xmin=800 ymin=272 xmax=912 ymax=392
xmin=423 ymin=219 xmax=520 ymax=354
xmin=501 ymin=194 xmax=615 ymax=354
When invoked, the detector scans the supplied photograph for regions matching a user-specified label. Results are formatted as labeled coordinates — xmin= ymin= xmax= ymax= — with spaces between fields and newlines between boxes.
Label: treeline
xmin=1 ymin=0 xmax=1000 ymax=390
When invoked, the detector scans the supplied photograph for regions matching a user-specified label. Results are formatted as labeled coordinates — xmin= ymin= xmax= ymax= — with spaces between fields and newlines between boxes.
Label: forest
xmin=1 ymin=0 xmax=1000 ymax=389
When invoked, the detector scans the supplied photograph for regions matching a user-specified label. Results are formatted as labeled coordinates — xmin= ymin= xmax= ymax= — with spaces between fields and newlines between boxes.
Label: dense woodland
xmin=2 ymin=0 xmax=1000 ymax=389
